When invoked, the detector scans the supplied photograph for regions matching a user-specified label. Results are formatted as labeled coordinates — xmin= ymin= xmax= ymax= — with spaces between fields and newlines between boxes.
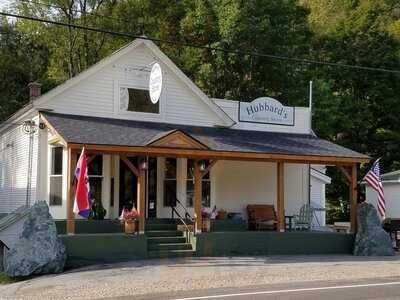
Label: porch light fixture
xmin=139 ymin=159 xmax=148 ymax=170
xmin=198 ymin=160 xmax=206 ymax=172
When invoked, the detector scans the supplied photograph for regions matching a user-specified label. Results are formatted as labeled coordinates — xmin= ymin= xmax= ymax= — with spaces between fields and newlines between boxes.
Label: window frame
xmin=185 ymin=159 xmax=211 ymax=208
xmin=117 ymin=82 xmax=161 ymax=117
xmin=79 ymin=154 xmax=104 ymax=204
xmin=49 ymin=146 xmax=63 ymax=206
xmin=163 ymin=158 xmax=177 ymax=207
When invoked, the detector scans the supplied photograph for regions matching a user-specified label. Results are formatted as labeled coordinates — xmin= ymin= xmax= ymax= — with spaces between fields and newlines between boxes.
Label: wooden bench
xmin=247 ymin=204 xmax=277 ymax=231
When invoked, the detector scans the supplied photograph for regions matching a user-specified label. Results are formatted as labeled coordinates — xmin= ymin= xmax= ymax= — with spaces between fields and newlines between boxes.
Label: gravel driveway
xmin=1 ymin=255 xmax=400 ymax=300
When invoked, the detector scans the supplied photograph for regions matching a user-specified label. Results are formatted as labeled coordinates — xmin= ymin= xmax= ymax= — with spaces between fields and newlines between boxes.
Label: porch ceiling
xmin=40 ymin=112 xmax=369 ymax=164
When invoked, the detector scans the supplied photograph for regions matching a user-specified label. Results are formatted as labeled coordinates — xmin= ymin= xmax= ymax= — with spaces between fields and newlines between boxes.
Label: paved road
xmin=110 ymin=277 xmax=400 ymax=300
xmin=2 ymin=256 xmax=400 ymax=299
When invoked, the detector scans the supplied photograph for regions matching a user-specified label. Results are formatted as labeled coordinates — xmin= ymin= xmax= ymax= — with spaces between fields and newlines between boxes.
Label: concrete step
xmin=146 ymin=218 xmax=179 ymax=224
xmin=146 ymin=219 xmax=194 ymax=225
xmin=148 ymin=249 xmax=195 ymax=259
xmin=146 ymin=230 xmax=183 ymax=237
xmin=148 ymin=243 xmax=192 ymax=251
xmin=145 ymin=223 xmax=177 ymax=231
xmin=147 ymin=236 xmax=187 ymax=244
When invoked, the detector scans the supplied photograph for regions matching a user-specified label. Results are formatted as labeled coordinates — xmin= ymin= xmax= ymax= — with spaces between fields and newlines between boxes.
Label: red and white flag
xmin=73 ymin=148 xmax=91 ymax=218
xmin=364 ymin=159 xmax=385 ymax=218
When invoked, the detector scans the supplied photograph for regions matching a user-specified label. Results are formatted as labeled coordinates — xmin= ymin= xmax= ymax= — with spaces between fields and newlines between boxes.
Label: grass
xmin=0 ymin=272 xmax=20 ymax=284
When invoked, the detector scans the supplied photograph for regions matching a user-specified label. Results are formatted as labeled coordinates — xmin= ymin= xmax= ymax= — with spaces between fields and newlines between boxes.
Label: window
xmin=110 ymin=178 xmax=114 ymax=207
xmin=186 ymin=160 xmax=195 ymax=207
xmin=186 ymin=159 xmax=211 ymax=208
xmin=49 ymin=147 xmax=63 ymax=206
xmin=164 ymin=158 xmax=177 ymax=207
xmin=76 ymin=154 xmax=103 ymax=203
xmin=87 ymin=155 xmax=103 ymax=203
xmin=120 ymin=87 xmax=159 ymax=114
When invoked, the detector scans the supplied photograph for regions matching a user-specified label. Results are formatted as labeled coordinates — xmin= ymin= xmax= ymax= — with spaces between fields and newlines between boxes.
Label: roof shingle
xmin=42 ymin=112 xmax=368 ymax=160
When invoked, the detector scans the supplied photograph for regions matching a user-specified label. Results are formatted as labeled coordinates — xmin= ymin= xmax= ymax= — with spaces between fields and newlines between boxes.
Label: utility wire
xmin=1 ymin=11 xmax=400 ymax=75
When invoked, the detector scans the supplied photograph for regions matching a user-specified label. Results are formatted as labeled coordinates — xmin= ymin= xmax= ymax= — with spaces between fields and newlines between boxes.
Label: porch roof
xmin=41 ymin=112 xmax=369 ymax=164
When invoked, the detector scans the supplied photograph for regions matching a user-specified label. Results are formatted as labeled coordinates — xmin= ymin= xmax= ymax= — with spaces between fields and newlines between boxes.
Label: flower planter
xmin=124 ymin=220 xmax=136 ymax=234
xmin=217 ymin=211 xmax=227 ymax=220
xmin=202 ymin=218 xmax=211 ymax=232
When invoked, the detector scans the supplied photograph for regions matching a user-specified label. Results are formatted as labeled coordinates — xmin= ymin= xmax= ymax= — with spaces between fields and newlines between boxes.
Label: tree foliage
xmin=1 ymin=0 xmax=400 ymax=222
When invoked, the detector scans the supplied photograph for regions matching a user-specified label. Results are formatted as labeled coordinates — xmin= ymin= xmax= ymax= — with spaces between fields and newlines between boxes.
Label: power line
xmin=1 ymin=11 xmax=400 ymax=75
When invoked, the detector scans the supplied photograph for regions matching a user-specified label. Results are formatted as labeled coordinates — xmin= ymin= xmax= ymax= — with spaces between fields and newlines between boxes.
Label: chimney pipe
xmin=28 ymin=82 xmax=42 ymax=100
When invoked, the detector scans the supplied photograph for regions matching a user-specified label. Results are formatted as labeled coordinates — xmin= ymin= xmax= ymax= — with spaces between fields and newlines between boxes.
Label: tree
xmin=303 ymin=0 xmax=400 ymax=221
xmin=0 ymin=18 xmax=52 ymax=121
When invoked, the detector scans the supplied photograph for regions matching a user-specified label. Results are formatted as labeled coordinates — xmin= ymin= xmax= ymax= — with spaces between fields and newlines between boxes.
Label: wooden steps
xmin=145 ymin=219 xmax=194 ymax=259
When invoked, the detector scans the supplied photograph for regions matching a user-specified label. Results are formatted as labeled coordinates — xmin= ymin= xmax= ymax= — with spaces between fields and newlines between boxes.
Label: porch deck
xmin=56 ymin=220 xmax=355 ymax=268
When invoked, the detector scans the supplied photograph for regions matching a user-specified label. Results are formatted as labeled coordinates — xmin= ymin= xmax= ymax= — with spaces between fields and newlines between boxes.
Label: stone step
xmin=147 ymin=236 xmax=187 ymax=244
xmin=148 ymin=243 xmax=192 ymax=251
xmin=146 ymin=230 xmax=183 ymax=237
xmin=148 ymin=249 xmax=195 ymax=259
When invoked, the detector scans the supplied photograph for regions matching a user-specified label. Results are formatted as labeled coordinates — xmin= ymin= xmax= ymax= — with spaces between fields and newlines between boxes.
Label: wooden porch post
xmin=277 ymin=162 xmax=285 ymax=232
xmin=194 ymin=160 xmax=202 ymax=233
xmin=66 ymin=147 xmax=77 ymax=234
xmin=137 ymin=166 xmax=146 ymax=234
xmin=350 ymin=163 xmax=358 ymax=233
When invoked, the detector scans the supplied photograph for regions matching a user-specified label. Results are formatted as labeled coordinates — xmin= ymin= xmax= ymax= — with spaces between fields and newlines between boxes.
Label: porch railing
xmin=165 ymin=186 xmax=194 ymax=243
xmin=170 ymin=205 xmax=193 ymax=243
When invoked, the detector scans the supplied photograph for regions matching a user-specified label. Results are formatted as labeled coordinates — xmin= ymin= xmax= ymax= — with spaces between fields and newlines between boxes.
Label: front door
xmin=146 ymin=157 xmax=157 ymax=219
xmin=119 ymin=157 xmax=157 ymax=218
xmin=119 ymin=157 xmax=138 ymax=215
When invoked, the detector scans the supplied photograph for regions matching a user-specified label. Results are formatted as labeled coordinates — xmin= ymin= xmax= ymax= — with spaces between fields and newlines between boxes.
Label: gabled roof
xmin=148 ymin=129 xmax=209 ymax=149
xmin=310 ymin=168 xmax=331 ymax=184
xmin=381 ymin=170 xmax=400 ymax=181
xmin=41 ymin=112 xmax=370 ymax=164
xmin=33 ymin=38 xmax=234 ymax=126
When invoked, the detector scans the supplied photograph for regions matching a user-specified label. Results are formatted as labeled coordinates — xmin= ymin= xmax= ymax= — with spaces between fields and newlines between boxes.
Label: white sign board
xmin=239 ymin=97 xmax=295 ymax=126
xmin=149 ymin=63 xmax=163 ymax=104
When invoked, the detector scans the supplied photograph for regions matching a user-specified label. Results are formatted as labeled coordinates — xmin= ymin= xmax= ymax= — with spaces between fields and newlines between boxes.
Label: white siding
xmin=310 ymin=176 xmax=326 ymax=226
xmin=40 ymin=44 xmax=222 ymax=127
xmin=213 ymin=98 xmax=311 ymax=134
xmin=0 ymin=121 xmax=39 ymax=213
xmin=366 ymin=183 xmax=400 ymax=219
xmin=0 ymin=217 xmax=25 ymax=248
xmin=213 ymin=161 xmax=308 ymax=220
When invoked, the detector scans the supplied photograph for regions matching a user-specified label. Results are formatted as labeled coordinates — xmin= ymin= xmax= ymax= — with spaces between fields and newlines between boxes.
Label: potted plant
xmin=89 ymin=198 xmax=107 ymax=220
xmin=201 ymin=208 xmax=211 ymax=232
xmin=120 ymin=207 xmax=139 ymax=234
xmin=217 ymin=209 xmax=227 ymax=220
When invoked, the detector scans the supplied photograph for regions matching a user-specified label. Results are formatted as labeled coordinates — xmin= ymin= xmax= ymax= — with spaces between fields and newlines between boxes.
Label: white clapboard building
xmin=366 ymin=170 xmax=400 ymax=219
xmin=0 ymin=38 xmax=366 ymax=239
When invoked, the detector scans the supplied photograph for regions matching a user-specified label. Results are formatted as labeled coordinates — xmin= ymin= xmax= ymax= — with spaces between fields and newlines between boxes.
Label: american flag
xmin=364 ymin=159 xmax=385 ymax=218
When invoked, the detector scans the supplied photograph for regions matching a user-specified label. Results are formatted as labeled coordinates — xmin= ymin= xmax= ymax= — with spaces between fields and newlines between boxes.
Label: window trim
xmin=86 ymin=155 xmax=104 ymax=204
xmin=49 ymin=146 xmax=63 ymax=206
xmin=185 ymin=159 xmax=211 ymax=208
xmin=118 ymin=82 xmax=161 ymax=117
xmin=163 ymin=158 xmax=177 ymax=207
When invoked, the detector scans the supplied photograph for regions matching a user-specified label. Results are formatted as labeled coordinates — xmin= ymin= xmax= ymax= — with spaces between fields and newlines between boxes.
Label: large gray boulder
xmin=353 ymin=202 xmax=395 ymax=256
xmin=4 ymin=201 xmax=67 ymax=277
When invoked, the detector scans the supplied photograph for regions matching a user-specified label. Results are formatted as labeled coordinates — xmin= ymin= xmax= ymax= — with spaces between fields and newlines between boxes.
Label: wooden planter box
xmin=124 ymin=220 xmax=136 ymax=234
xmin=217 ymin=211 xmax=227 ymax=220
xmin=202 ymin=218 xmax=211 ymax=232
